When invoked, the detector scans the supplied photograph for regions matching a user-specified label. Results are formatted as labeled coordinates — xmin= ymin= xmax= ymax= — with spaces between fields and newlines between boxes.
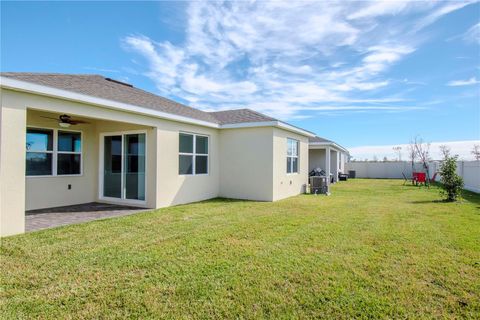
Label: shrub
xmin=439 ymin=155 xmax=463 ymax=202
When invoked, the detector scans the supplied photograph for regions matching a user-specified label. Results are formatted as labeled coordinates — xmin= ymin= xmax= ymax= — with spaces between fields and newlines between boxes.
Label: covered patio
xmin=25 ymin=109 xmax=155 ymax=206
xmin=23 ymin=108 xmax=157 ymax=230
xmin=308 ymin=136 xmax=348 ymax=188
xmin=1 ymin=84 xmax=159 ymax=236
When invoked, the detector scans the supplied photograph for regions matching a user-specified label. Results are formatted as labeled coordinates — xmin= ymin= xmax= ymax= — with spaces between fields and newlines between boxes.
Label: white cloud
xmin=122 ymin=1 xmax=476 ymax=120
xmin=362 ymin=45 xmax=415 ymax=73
xmin=273 ymin=63 xmax=314 ymax=75
xmin=414 ymin=1 xmax=476 ymax=31
xmin=182 ymin=68 xmax=258 ymax=96
xmin=349 ymin=140 xmax=480 ymax=161
xmin=447 ymin=77 xmax=480 ymax=86
xmin=464 ymin=22 xmax=480 ymax=44
xmin=334 ymin=80 xmax=390 ymax=91
xmin=347 ymin=1 xmax=409 ymax=20
xmin=123 ymin=35 xmax=184 ymax=90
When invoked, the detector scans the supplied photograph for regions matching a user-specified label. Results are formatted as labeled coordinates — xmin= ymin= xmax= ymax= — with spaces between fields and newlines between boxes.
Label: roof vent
xmin=105 ymin=77 xmax=133 ymax=87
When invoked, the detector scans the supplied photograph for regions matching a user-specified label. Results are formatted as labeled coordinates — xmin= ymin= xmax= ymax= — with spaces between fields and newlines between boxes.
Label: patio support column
xmin=325 ymin=146 xmax=331 ymax=191
xmin=332 ymin=150 xmax=339 ymax=183
xmin=0 ymin=103 xmax=26 ymax=236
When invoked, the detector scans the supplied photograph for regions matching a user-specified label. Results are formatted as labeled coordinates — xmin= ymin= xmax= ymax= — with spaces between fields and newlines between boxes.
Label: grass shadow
xmin=410 ymin=200 xmax=446 ymax=204
xmin=206 ymin=197 xmax=257 ymax=203
xmin=460 ymin=190 xmax=480 ymax=207
xmin=410 ymin=190 xmax=480 ymax=209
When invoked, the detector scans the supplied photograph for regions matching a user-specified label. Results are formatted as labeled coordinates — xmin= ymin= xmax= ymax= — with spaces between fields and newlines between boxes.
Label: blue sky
xmin=1 ymin=1 xmax=479 ymax=159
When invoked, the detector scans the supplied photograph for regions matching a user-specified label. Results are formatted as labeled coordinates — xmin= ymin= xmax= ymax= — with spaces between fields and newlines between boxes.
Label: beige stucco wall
xmin=1 ymin=88 xmax=313 ymax=236
xmin=219 ymin=127 xmax=274 ymax=201
xmin=218 ymin=127 xmax=308 ymax=202
xmin=155 ymin=121 xmax=219 ymax=207
xmin=0 ymin=101 xmax=26 ymax=236
xmin=272 ymin=128 xmax=309 ymax=201
xmin=2 ymin=89 xmax=219 ymax=216
xmin=309 ymin=149 xmax=326 ymax=171
xmin=25 ymin=110 xmax=97 ymax=210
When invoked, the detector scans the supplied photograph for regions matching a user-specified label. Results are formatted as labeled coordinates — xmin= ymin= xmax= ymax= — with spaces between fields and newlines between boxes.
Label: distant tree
xmin=392 ymin=146 xmax=402 ymax=161
xmin=439 ymin=154 xmax=463 ymax=202
xmin=472 ymin=144 xmax=480 ymax=161
xmin=373 ymin=155 xmax=378 ymax=162
xmin=408 ymin=141 xmax=417 ymax=173
xmin=439 ymin=145 xmax=451 ymax=158
xmin=412 ymin=136 xmax=431 ymax=185
xmin=383 ymin=156 xmax=388 ymax=162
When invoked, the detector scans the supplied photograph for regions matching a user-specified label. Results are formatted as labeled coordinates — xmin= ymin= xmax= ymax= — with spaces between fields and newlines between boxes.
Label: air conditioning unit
xmin=309 ymin=176 xmax=329 ymax=195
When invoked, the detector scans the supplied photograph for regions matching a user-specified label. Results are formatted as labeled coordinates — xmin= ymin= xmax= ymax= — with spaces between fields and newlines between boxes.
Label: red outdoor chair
xmin=413 ymin=172 xmax=426 ymax=186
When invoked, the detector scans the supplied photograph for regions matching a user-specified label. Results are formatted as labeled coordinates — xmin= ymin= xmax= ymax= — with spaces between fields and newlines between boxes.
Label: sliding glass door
xmin=124 ymin=134 xmax=146 ymax=200
xmin=102 ymin=133 xmax=146 ymax=201
xmin=103 ymin=135 xmax=122 ymax=198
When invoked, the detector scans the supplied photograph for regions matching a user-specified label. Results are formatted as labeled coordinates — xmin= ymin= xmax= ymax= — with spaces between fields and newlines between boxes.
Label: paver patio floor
xmin=26 ymin=202 xmax=149 ymax=232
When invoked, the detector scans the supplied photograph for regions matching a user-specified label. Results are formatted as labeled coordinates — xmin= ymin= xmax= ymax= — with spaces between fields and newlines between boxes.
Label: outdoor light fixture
xmin=59 ymin=122 xmax=71 ymax=128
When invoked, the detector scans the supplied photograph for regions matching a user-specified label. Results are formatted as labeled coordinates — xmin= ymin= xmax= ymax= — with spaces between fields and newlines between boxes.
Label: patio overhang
xmin=309 ymin=141 xmax=349 ymax=154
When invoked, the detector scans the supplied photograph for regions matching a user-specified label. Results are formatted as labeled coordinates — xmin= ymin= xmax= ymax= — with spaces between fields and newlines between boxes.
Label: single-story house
xmin=0 ymin=73 xmax=348 ymax=236
xmin=309 ymin=136 xmax=349 ymax=183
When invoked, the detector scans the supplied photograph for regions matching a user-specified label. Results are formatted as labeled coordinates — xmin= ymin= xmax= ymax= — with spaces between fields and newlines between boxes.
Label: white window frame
xmin=287 ymin=138 xmax=299 ymax=174
xmin=179 ymin=132 xmax=209 ymax=176
xmin=98 ymin=130 xmax=148 ymax=206
xmin=26 ymin=126 xmax=83 ymax=178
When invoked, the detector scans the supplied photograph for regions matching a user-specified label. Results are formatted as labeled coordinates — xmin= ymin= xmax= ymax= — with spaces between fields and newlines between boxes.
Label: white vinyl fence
xmin=345 ymin=161 xmax=480 ymax=193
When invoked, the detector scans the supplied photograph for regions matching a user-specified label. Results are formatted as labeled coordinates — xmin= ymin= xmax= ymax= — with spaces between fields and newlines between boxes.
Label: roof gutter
xmin=309 ymin=142 xmax=349 ymax=153
xmin=0 ymin=76 xmax=316 ymax=137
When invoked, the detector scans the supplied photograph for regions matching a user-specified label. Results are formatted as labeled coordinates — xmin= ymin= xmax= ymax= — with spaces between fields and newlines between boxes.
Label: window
xmin=26 ymin=128 xmax=82 ymax=176
xmin=57 ymin=131 xmax=82 ymax=175
xmin=179 ymin=133 xmax=208 ymax=175
xmin=26 ymin=128 xmax=53 ymax=176
xmin=287 ymin=138 xmax=299 ymax=174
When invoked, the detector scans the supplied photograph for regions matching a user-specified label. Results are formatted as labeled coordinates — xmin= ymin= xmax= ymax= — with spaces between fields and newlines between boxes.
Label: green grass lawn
xmin=1 ymin=179 xmax=479 ymax=319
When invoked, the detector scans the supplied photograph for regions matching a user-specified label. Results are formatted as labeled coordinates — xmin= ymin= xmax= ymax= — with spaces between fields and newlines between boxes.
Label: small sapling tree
xmin=439 ymin=154 xmax=463 ymax=202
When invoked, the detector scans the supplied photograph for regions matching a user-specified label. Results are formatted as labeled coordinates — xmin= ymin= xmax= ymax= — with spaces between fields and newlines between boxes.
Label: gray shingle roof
xmin=309 ymin=136 xmax=333 ymax=143
xmin=1 ymin=72 xmax=219 ymax=123
xmin=210 ymin=109 xmax=277 ymax=125
xmin=309 ymin=136 xmax=349 ymax=153
xmin=0 ymin=73 xmax=316 ymax=135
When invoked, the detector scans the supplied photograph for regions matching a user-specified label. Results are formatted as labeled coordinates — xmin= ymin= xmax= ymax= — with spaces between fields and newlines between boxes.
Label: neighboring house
xmin=309 ymin=136 xmax=349 ymax=183
xmin=0 ymin=73 xmax=347 ymax=236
